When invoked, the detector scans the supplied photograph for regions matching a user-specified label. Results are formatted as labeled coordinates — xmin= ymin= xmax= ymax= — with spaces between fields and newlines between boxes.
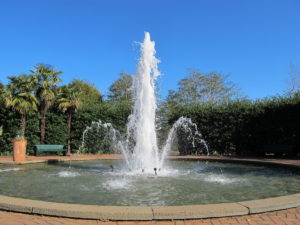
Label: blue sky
xmin=0 ymin=0 xmax=299 ymax=100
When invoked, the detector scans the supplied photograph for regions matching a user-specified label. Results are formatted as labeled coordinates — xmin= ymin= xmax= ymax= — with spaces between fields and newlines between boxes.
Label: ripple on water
xmin=0 ymin=168 xmax=22 ymax=173
xmin=203 ymin=174 xmax=246 ymax=184
xmin=1 ymin=160 xmax=299 ymax=206
xmin=102 ymin=178 xmax=132 ymax=190
xmin=57 ymin=171 xmax=80 ymax=177
xmin=107 ymin=168 xmax=191 ymax=178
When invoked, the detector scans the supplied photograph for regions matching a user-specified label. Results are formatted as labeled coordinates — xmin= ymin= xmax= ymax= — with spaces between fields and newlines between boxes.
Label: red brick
xmin=217 ymin=218 xmax=238 ymax=223
xmin=211 ymin=220 xmax=221 ymax=225
xmin=247 ymin=221 xmax=259 ymax=225
xmin=175 ymin=221 xmax=185 ymax=225
xmin=154 ymin=222 xmax=175 ymax=225
xmin=193 ymin=223 xmax=212 ymax=225
xmin=287 ymin=213 xmax=297 ymax=219
xmin=118 ymin=222 xmax=141 ymax=225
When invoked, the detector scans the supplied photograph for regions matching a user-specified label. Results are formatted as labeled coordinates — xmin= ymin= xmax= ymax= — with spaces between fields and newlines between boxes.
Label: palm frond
xmin=2 ymin=74 xmax=38 ymax=115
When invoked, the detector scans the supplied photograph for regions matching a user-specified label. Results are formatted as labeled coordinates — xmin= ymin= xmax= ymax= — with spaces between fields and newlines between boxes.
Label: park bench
xmin=34 ymin=144 xmax=66 ymax=156
xmin=261 ymin=144 xmax=295 ymax=156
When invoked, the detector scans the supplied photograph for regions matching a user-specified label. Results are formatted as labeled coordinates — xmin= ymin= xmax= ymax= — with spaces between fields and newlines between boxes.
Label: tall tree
xmin=57 ymin=85 xmax=82 ymax=155
xmin=287 ymin=63 xmax=300 ymax=94
xmin=69 ymin=79 xmax=102 ymax=109
xmin=107 ymin=72 xmax=132 ymax=102
xmin=167 ymin=70 xmax=242 ymax=105
xmin=0 ymin=81 xmax=4 ymax=90
xmin=31 ymin=64 xmax=62 ymax=143
xmin=1 ymin=75 xmax=38 ymax=137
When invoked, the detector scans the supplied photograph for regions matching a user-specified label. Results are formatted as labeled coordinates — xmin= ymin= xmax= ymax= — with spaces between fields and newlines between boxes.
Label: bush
xmin=1 ymin=90 xmax=299 ymax=156
xmin=166 ymin=94 xmax=300 ymax=156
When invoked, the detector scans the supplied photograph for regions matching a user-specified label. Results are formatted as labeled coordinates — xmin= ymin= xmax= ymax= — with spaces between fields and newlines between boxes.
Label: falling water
xmin=159 ymin=117 xmax=209 ymax=169
xmin=126 ymin=32 xmax=160 ymax=172
xmin=82 ymin=121 xmax=130 ymax=166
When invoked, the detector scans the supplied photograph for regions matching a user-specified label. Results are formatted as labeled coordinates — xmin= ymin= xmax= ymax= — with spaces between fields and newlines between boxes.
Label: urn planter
xmin=12 ymin=139 xmax=27 ymax=162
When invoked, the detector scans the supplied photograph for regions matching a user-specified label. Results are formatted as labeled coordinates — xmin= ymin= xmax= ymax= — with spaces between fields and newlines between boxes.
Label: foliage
xmin=70 ymin=101 xmax=132 ymax=152
xmin=107 ymin=72 xmax=133 ymax=102
xmin=166 ymin=95 xmax=300 ymax=156
xmin=175 ymin=119 xmax=208 ymax=155
xmin=1 ymin=74 xmax=38 ymax=137
xmin=3 ymin=75 xmax=38 ymax=115
xmin=44 ymin=109 xmax=68 ymax=147
xmin=167 ymin=70 xmax=243 ymax=105
xmin=0 ymin=105 xmax=19 ymax=155
xmin=32 ymin=63 xmax=62 ymax=106
xmin=57 ymin=85 xmax=83 ymax=154
xmin=286 ymin=63 xmax=300 ymax=94
xmin=82 ymin=121 xmax=122 ymax=154
xmin=69 ymin=79 xmax=102 ymax=109
xmin=57 ymin=85 xmax=82 ymax=113
xmin=1 ymin=65 xmax=299 ymax=157
xmin=31 ymin=63 xmax=63 ymax=143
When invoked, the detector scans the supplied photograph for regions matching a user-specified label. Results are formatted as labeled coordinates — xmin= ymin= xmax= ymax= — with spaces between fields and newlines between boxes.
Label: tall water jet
xmin=82 ymin=32 xmax=209 ymax=174
xmin=126 ymin=32 xmax=161 ymax=172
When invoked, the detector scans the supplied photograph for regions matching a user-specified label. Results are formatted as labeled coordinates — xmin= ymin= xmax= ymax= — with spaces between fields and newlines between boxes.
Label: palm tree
xmin=31 ymin=64 xmax=62 ymax=143
xmin=57 ymin=85 xmax=82 ymax=155
xmin=1 ymin=75 xmax=38 ymax=137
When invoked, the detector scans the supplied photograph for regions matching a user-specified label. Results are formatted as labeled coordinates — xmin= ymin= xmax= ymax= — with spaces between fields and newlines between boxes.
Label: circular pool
xmin=1 ymin=159 xmax=299 ymax=206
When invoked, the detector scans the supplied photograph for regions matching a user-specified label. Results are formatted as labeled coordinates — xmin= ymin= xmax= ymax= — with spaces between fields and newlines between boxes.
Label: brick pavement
xmin=0 ymin=207 xmax=299 ymax=225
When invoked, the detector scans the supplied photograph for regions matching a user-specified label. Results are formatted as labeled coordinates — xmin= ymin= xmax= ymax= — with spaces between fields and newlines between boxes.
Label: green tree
xmin=0 ymin=82 xmax=5 ymax=138
xmin=69 ymin=79 xmax=102 ymax=109
xmin=167 ymin=70 xmax=242 ymax=105
xmin=0 ymin=81 xmax=4 ymax=90
xmin=31 ymin=64 xmax=62 ymax=143
xmin=107 ymin=72 xmax=132 ymax=102
xmin=1 ymin=75 xmax=38 ymax=137
xmin=287 ymin=63 xmax=300 ymax=94
xmin=57 ymin=85 xmax=82 ymax=155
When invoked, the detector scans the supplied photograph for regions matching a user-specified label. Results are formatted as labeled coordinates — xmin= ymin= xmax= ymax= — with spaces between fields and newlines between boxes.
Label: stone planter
xmin=12 ymin=139 xmax=27 ymax=162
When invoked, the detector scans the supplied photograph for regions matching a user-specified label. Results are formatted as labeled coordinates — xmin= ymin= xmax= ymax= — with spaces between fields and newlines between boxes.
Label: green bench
xmin=35 ymin=144 xmax=66 ymax=156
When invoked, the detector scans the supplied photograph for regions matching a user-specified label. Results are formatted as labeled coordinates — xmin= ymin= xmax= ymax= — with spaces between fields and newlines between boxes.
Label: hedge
xmin=166 ymin=94 xmax=300 ymax=156
xmin=0 ymin=94 xmax=299 ymax=156
xmin=0 ymin=101 xmax=132 ymax=155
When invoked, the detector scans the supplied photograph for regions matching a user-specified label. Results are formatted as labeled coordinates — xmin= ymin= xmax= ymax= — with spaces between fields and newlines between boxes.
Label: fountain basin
xmin=0 ymin=156 xmax=300 ymax=220
xmin=0 ymin=193 xmax=300 ymax=220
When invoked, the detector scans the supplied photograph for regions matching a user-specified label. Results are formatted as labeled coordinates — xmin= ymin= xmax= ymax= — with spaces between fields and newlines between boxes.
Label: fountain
xmin=124 ymin=32 xmax=161 ymax=173
xmin=0 ymin=33 xmax=300 ymax=217
xmin=82 ymin=32 xmax=209 ymax=173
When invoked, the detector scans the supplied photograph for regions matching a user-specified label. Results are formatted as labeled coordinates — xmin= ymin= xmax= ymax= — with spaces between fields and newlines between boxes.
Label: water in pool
xmin=1 ymin=160 xmax=300 ymax=206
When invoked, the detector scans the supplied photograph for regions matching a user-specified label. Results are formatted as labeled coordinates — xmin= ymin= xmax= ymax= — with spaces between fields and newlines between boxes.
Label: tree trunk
xmin=40 ymin=107 xmax=46 ymax=144
xmin=67 ymin=111 xmax=72 ymax=155
xmin=20 ymin=114 xmax=26 ymax=137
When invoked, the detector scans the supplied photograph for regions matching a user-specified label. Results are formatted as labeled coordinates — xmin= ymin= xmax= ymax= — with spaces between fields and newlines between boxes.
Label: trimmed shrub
xmin=166 ymin=95 xmax=300 ymax=156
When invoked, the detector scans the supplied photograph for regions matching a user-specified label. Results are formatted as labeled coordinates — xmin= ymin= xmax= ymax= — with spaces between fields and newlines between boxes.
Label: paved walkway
xmin=0 ymin=207 xmax=299 ymax=225
xmin=0 ymin=155 xmax=299 ymax=224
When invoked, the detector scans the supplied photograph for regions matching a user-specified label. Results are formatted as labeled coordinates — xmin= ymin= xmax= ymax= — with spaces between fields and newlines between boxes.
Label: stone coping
xmin=0 ymin=156 xmax=300 ymax=220
xmin=0 ymin=194 xmax=300 ymax=221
